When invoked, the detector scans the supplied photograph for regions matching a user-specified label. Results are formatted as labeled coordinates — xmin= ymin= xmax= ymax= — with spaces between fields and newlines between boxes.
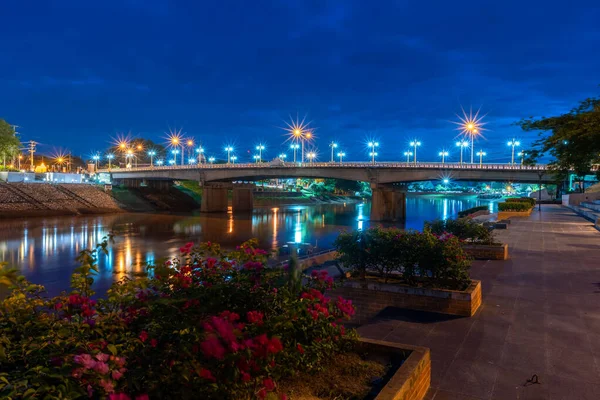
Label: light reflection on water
xmin=0 ymin=195 xmax=497 ymax=295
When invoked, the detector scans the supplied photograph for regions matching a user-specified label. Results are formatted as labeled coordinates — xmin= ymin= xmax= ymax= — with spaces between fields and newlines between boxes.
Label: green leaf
xmin=107 ymin=344 xmax=117 ymax=356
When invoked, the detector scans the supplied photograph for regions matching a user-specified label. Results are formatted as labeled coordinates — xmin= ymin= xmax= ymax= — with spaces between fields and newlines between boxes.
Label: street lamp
xmin=368 ymin=142 xmax=379 ymax=164
xmin=253 ymin=155 xmax=260 ymax=163
xmin=188 ymin=158 xmax=196 ymax=165
xmin=171 ymin=149 xmax=179 ymax=166
xmin=476 ymin=150 xmax=487 ymax=166
xmin=148 ymin=150 xmax=156 ymax=167
xmin=403 ymin=151 xmax=413 ymax=163
xmin=439 ymin=150 xmax=449 ymax=164
xmin=225 ymin=146 xmax=233 ymax=164
xmin=106 ymin=154 xmax=114 ymax=170
xmin=337 ymin=151 xmax=345 ymax=163
xmin=507 ymin=139 xmax=520 ymax=165
xmin=409 ymin=141 xmax=421 ymax=164
xmin=256 ymin=144 xmax=265 ymax=163
xmin=307 ymin=152 xmax=316 ymax=164
xmin=196 ymin=147 xmax=204 ymax=164
xmin=279 ymin=153 xmax=287 ymax=161
xmin=156 ymin=159 xmax=164 ymax=166
xmin=126 ymin=149 xmax=134 ymax=168
xmin=518 ymin=151 xmax=526 ymax=165
xmin=290 ymin=143 xmax=300 ymax=163
xmin=231 ymin=155 xmax=237 ymax=164
xmin=208 ymin=156 xmax=215 ymax=164
xmin=168 ymin=159 xmax=175 ymax=165
xmin=92 ymin=154 xmax=100 ymax=171
xmin=455 ymin=140 xmax=469 ymax=164
xmin=329 ymin=142 xmax=338 ymax=162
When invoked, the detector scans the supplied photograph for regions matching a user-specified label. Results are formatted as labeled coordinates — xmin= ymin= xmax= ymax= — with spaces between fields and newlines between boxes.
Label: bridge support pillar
xmin=371 ymin=186 xmax=406 ymax=222
xmin=232 ymin=186 xmax=254 ymax=212
xmin=201 ymin=185 xmax=229 ymax=212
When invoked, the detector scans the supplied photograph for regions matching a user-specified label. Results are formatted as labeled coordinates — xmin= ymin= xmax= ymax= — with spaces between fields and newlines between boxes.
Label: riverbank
xmin=0 ymin=182 xmax=123 ymax=219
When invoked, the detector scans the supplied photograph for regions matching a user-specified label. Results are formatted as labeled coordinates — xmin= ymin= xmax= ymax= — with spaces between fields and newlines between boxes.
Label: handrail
xmin=100 ymin=161 xmax=557 ymax=174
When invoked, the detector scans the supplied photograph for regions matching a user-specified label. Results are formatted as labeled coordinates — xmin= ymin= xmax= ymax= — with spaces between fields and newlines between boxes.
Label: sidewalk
xmin=358 ymin=205 xmax=600 ymax=399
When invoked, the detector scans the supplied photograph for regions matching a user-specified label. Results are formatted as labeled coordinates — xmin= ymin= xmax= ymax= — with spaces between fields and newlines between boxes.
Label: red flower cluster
xmin=179 ymin=242 xmax=194 ymax=254
xmin=310 ymin=270 xmax=334 ymax=288
xmin=335 ymin=296 xmax=355 ymax=318
xmin=247 ymin=310 xmax=264 ymax=326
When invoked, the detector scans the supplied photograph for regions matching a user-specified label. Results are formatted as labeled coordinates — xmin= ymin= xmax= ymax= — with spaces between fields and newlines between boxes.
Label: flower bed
xmin=0 ymin=239 xmax=363 ymax=399
xmin=457 ymin=205 xmax=489 ymax=218
xmin=334 ymin=228 xmax=481 ymax=318
xmin=497 ymin=201 xmax=534 ymax=220
xmin=463 ymin=243 xmax=509 ymax=260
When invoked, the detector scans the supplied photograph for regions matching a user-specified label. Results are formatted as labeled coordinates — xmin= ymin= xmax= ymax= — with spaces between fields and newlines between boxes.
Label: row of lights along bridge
xmin=91 ymin=112 xmax=525 ymax=169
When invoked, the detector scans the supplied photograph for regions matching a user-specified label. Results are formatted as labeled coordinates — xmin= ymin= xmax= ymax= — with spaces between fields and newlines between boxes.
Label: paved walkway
xmin=358 ymin=205 xmax=600 ymax=400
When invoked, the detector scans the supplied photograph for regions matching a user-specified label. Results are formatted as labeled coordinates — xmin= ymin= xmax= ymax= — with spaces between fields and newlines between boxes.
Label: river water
xmin=0 ymin=195 xmax=497 ymax=295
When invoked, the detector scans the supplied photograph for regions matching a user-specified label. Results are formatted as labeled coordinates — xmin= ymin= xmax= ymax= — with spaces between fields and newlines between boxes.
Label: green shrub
xmin=498 ymin=201 xmax=533 ymax=211
xmin=334 ymin=227 xmax=471 ymax=290
xmin=505 ymin=197 xmax=535 ymax=206
xmin=457 ymin=206 xmax=488 ymax=218
xmin=425 ymin=218 xmax=497 ymax=245
xmin=0 ymin=238 xmax=357 ymax=399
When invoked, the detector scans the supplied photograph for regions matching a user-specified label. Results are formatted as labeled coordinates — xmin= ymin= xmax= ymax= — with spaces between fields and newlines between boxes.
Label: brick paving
xmin=357 ymin=205 xmax=600 ymax=400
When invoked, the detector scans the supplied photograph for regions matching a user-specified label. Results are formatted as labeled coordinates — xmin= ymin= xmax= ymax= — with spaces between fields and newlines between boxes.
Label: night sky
xmin=1 ymin=1 xmax=599 ymax=163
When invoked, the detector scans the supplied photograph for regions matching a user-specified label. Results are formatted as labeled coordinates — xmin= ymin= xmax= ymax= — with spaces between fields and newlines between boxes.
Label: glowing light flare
xmin=452 ymin=106 xmax=488 ymax=139
xmin=282 ymin=115 xmax=315 ymax=143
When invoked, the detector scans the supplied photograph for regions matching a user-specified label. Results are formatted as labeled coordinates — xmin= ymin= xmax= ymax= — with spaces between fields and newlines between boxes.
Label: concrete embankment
xmin=0 ymin=182 xmax=123 ymax=219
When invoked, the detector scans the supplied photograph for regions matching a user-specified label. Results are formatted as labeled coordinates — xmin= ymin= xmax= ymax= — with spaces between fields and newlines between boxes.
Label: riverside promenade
xmin=358 ymin=205 xmax=600 ymax=399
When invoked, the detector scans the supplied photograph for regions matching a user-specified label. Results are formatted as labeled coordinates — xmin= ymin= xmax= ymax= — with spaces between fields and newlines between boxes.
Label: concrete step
xmin=592 ymin=200 xmax=600 ymax=205
xmin=570 ymin=205 xmax=600 ymax=224
xmin=581 ymin=202 xmax=600 ymax=212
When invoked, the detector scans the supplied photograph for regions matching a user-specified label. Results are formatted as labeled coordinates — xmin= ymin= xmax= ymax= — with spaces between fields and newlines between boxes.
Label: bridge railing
xmin=99 ymin=161 xmax=550 ymax=173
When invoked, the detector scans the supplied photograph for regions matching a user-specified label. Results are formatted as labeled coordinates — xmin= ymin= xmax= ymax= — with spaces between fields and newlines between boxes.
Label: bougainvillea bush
xmin=0 ymin=239 xmax=356 ymax=399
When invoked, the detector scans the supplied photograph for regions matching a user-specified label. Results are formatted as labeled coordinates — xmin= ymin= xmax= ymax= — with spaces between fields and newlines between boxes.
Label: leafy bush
xmin=457 ymin=206 xmax=488 ymax=218
xmin=335 ymin=227 xmax=471 ymax=290
xmin=0 ymin=238 xmax=356 ymax=399
xmin=425 ymin=218 xmax=497 ymax=245
xmin=498 ymin=201 xmax=533 ymax=211
xmin=505 ymin=197 xmax=536 ymax=206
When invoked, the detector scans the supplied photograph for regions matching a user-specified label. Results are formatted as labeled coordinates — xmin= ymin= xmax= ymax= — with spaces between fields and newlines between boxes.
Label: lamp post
xmin=256 ymin=144 xmax=265 ymax=163
xmin=225 ymin=146 xmax=233 ymax=164
xmin=518 ymin=151 xmax=526 ymax=165
xmin=409 ymin=141 xmax=421 ymax=164
xmin=107 ymin=154 xmax=114 ymax=170
xmin=290 ymin=143 xmax=299 ymax=163
xmin=476 ymin=150 xmax=486 ymax=166
xmin=208 ymin=156 xmax=215 ymax=164
xmin=368 ymin=142 xmax=379 ymax=164
xmin=403 ymin=151 xmax=413 ymax=163
xmin=156 ymin=159 xmax=164 ymax=166
xmin=92 ymin=154 xmax=100 ymax=171
xmin=188 ymin=158 xmax=196 ymax=165
xmin=279 ymin=154 xmax=287 ymax=162
xmin=455 ymin=140 xmax=469 ymax=164
xmin=307 ymin=152 xmax=316 ymax=164
xmin=171 ymin=149 xmax=179 ymax=166
xmin=439 ymin=150 xmax=449 ymax=164
xmin=337 ymin=151 xmax=345 ymax=164
xmin=196 ymin=147 xmax=204 ymax=164
xmin=329 ymin=142 xmax=338 ymax=162
xmin=231 ymin=155 xmax=237 ymax=164
xmin=507 ymin=139 xmax=520 ymax=165
xmin=148 ymin=150 xmax=156 ymax=167
xmin=186 ymin=139 xmax=194 ymax=160
xmin=253 ymin=155 xmax=260 ymax=163
xmin=126 ymin=149 xmax=133 ymax=168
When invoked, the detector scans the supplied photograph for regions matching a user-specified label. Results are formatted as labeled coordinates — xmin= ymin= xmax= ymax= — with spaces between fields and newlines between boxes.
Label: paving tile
xmin=544 ymin=326 xmax=592 ymax=352
xmin=430 ymin=348 xmax=458 ymax=389
xmin=433 ymin=389 xmax=484 ymax=399
xmin=491 ymin=366 xmax=548 ymax=400
xmin=438 ymin=358 xmax=500 ymax=399
xmin=545 ymin=374 xmax=600 ymax=400
xmin=456 ymin=338 xmax=504 ymax=365
xmin=546 ymin=347 xmax=600 ymax=383
xmin=500 ymin=342 xmax=547 ymax=375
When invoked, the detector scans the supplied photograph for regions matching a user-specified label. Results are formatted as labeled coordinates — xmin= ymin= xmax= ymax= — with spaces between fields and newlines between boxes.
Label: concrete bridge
xmin=103 ymin=162 xmax=554 ymax=221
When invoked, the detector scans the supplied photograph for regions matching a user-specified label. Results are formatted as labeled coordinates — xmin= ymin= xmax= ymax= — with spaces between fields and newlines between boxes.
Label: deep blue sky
xmin=1 ymin=0 xmax=599 ymax=163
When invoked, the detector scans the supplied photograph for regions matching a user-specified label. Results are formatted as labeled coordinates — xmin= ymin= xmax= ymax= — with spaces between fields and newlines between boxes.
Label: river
xmin=0 ymin=194 xmax=498 ymax=295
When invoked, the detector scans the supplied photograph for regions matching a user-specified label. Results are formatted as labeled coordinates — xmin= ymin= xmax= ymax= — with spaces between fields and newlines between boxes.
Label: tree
xmin=517 ymin=96 xmax=600 ymax=192
xmin=0 ymin=119 xmax=21 ymax=168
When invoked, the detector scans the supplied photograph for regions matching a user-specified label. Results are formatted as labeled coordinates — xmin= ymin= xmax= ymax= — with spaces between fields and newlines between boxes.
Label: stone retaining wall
xmin=332 ymin=280 xmax=482 ymax=324
xmin=498 ymin=208 xmax=533 ymax=220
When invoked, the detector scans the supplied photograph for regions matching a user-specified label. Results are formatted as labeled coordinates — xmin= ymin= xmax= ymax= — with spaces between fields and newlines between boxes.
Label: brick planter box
xmin=498 ymin=207 xmax=533 ymax=220
xmin=463 ymin=243 xmax=508 ymax=260
xmin=465 ymin=209 xmax=490 ymax=218
xmin=332 ymin=280 xmax=482 ymax=324
xmin=360 ymin=338 xmax=431 ymax=400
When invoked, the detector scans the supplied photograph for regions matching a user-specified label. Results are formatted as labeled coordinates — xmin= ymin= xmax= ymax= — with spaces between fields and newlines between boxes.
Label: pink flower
xmin=257 ymin=388 xmax=267 ymax=399
xmin=200 ymin=337 xmax=226 ymax=360
xmin=99 ymin=379 xmax=115 ymax=393
xmin=95 ymin=352 xmax=109 ymax=362
xmin=247 ymin=311 xmax=264 ymax=326
xmin=94 ymin=361 xmax=110 ymax=375
xmin=112 ymin=369 xmax=124 ymax=380
xmin=135 ymin=396 xmax=149 ymax=400
xmin=109 ymin=394 xmax=130 ymax=400
xmin=263 ymin=378 xmax=275 ymax=391
xmin=198 ymin=368 xmax=216 ymax=382
xmin=139 ymin=331 xmax=148 ymax=343
xmin=71 ymin=368 xmax=83 ymax=378
xmin=241 ymin=371 xmax=251 ymax=382
xmin=296 ymin=343 xmax=305 ymax=354
xmin=73 ymin=353 xmax=96 ymax=370
xmin=150 ymin=338 xmax=158 ymax=348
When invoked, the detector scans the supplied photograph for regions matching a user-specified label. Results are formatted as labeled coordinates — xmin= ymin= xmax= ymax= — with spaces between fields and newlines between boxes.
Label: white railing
xmin=100 ymin=161 xmax=550 ymax=174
